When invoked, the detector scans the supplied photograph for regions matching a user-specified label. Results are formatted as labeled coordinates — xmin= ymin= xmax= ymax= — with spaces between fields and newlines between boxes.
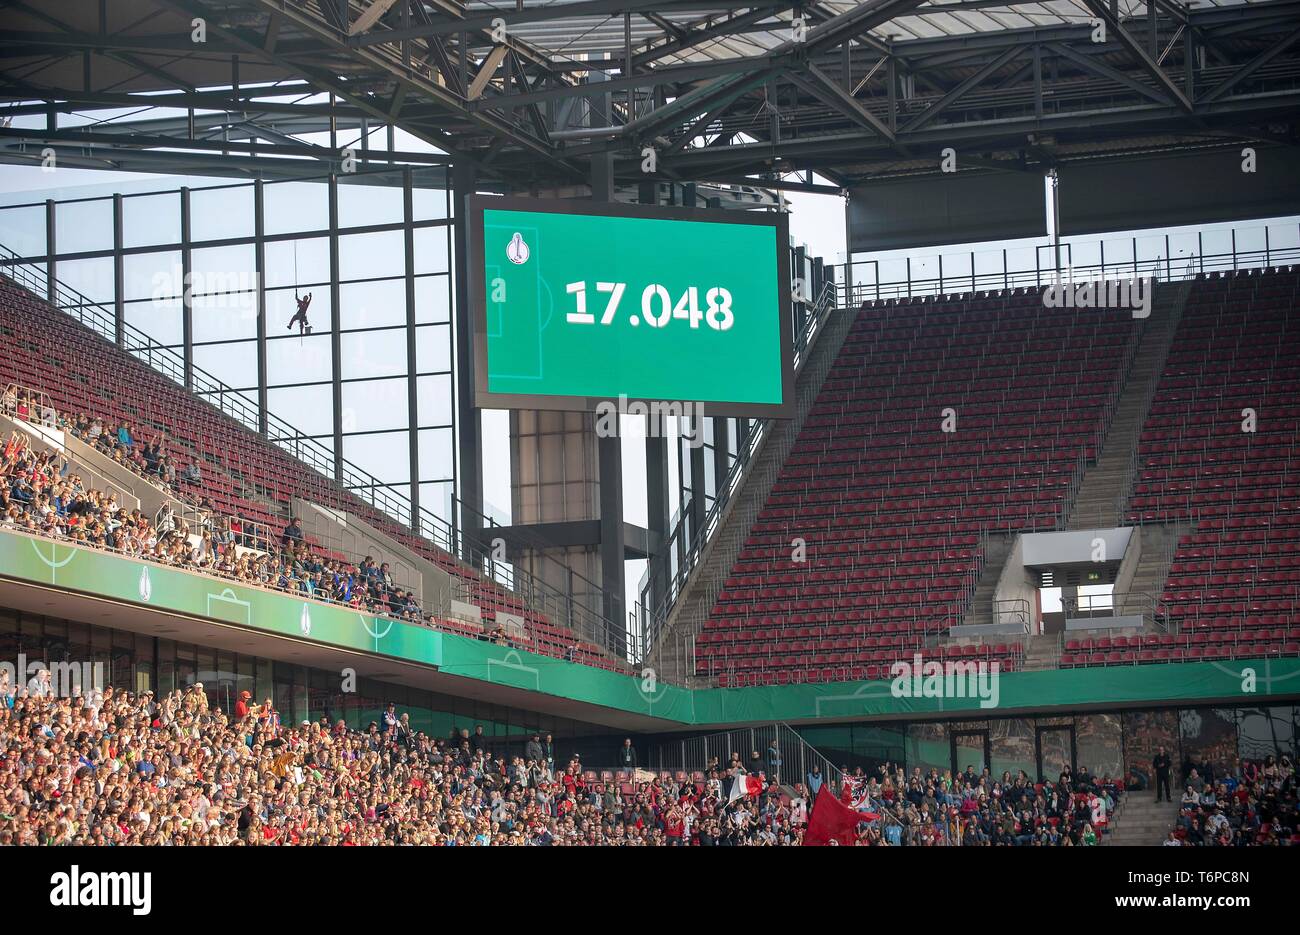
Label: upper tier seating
xmin=0 ymin=275 xmax=622 ymax=671
xmin=1073 ymin=266 xmax=1300 ymax=666
xmin=699 ymin=288 xmax=1139 ymax=686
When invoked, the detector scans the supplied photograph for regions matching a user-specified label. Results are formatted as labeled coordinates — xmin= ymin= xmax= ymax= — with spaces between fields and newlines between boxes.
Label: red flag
xmin=803 ymin=785 xmax=877 ymax=846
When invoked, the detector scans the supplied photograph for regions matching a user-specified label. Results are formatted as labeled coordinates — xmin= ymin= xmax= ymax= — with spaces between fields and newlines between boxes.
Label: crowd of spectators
xmin=820 ymin=761 xmax=1121 ymax=846
xmin=2 ymin=387 xmax=204 ymax=516
xmin=0 ymin=427 xmax=430 ymax=624
xmin=1166 ymin=754 xmax=1297 ymax=846
xmin=1 ymin=673 xmax=1292 ymax=846
xmin=0 ymin=389 xmax=561 ymax=659
xmin=0 ymin=686 xmax=808 ymax=845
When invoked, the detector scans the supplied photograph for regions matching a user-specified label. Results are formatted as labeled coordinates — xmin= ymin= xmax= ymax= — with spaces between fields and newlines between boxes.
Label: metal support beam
xmin=349 ymin=0 xmax=400 ymax=36
xmin=639 ymin=177 xmax=670 ymax=621
xmin=328 ymin=174 xmax=344 ymax=480
xmin=254 ymin=180 xmax=268 ymax=435
xmin=468 ymin=45 xmax=508 ymax=101
xmin=1081 ymin=0 xmax=1193 ymax=112
xmin=788 ymin=63 xmax=896 ymax=142
xmin=589 ymin=78 xmax=626 ymax=652
xmin=112 ymin=193 xmax=123 ymax=348
xmin=901 ymin=44 xmax=1022 ymax=132
xmin=1200 ymin=23 xmax=1300 ymax=102
xmin=1047 ymin=41 xmax=1178 ymax=106
xmin=403 ymin=168 xmax=421 ymax=527
xmin=712 ymin=417 xmax=731 ymax=513
xmin=180 ymin=186 xmax=193 ymax=391
xmin=451 ymin=160 xmax=482 ymax=557
xmin=44 ymin=199 xmax=56 ymax=306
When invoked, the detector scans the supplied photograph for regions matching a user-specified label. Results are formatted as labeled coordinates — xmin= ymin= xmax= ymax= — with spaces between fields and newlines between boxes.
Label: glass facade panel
xmin=1037 ymin=727 xmax=1072 ymax=783
xmin=1122 ymin=709 xmax=1178 ymax=792
xmin=192 ymin=294 xmax=258 ymax=344
xmin=125 ymin=297 xmax=184 ymax=349
xmin=337 ymin=179 xmax=404 ymax=228
xmin=952 ymin=730 xmax=987 ymax=774
xmin=0 ymin=204 xmax=47 ymax=257
xmin=193 ymin=341 xmax=258 ymax=392
xmin=906 ymin=721 xmax=950 ymax=775
xmin=191 ymin=184 xmax=254 ymax=241
xmin=1180 ymin=707 xmax=1239 ymax=778
xmin=264 ymin=181 xmax=329 ymax=236
xmin=419 ymin=481 xmax=454 ymax=529
xmin=123 ymin=192 xmax=180 ymax=248
xmin=414 ymin=273 xmax=450 ymax=324
xmin=1238 ymin=705 xmax=1299 ymax=762
xmin=340 ymin=230 xmax=405 ymax=280
xmin=1076 ymin=713 xmax=1124 ymax=784
xmin=342 ymin=377 xmax=409 ymax=433
xmin=57 ymin=256 xmax=114 ymax=303
xmin=267 ymin=385 xmax=334 ymax=437
xmin=56 ymin=198 xmax=114 ymax=254
xmin=416 ymin=323 xmax=452 ymax=374
xmin=416 ymin=374 xmax=454 ymax=427
xmin=412 ymin=186 xmax=449 ymax=221
xmin=413 ymin=226 xmax=449 ymax=274
xmin=264 ymin=237 xmax=328 ymax=291
xmin=191 ymin=244 xmax=257 ymax=296
xmin=340 ymin=278 xmax=406 ymax=330
xmin=343 ymin=430 xmax=412 ymax=486
xmin=267 ymin=328 xmax=333 ymax=385
xmin=123 ymin=250 xmax=182 ymax=302
xmin=990 ymin=717 xmax=1034 ymax=780
xmin=341 ymin=328 xmax=407 ymax=380
xmin=418 ymin=427 xmax=455 ymax=481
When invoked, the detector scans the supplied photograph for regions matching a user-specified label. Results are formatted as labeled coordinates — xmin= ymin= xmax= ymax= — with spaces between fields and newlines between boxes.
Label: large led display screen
xmin=470 ymin=196 xmax=792 ymax=417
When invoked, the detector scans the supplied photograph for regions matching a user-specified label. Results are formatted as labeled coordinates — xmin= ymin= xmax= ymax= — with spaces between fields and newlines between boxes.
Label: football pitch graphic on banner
xmin=1 ymin=528 xmax=1295 ymax=727
xmin=0 ymin=528 xmax=442 ymax=667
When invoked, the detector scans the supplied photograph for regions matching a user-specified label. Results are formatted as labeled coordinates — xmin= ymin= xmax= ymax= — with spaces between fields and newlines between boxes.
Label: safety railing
xmin=648 ymin=721 xmax=845 ymax=793
xmin=992 ymin=598 xmax=1033 ymax=631
xmin=833 ymin=226 xmax=1300 ymax=305
xmin=1 ymin=384 xmax=56 ymax=428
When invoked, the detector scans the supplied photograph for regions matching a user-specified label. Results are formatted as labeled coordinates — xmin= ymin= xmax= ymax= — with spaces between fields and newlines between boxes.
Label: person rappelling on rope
xmin=288 ymin=291 xmax=313 ymax=336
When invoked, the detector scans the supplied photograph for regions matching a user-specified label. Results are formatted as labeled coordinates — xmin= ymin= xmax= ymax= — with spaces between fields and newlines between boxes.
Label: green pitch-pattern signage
xmin=689 ymin=657 xmax=1300 ymax=725
xmin=471 ymin=197 xmax=793 ymax=417
xmin=2 ymin=529 xmax=1296 ymax=727
xmin=0 ymin=530 xmax=442 ymax=665
xmin=436 ymin=639 xmax=697 ymax=724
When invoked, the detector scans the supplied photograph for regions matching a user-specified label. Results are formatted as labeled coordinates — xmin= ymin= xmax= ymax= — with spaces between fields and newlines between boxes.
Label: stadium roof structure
xmin=0 ymin=0 xmax=1298 ymax=191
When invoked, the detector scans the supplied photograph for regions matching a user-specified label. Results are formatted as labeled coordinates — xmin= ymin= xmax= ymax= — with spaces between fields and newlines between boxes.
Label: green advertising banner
xmin=2 ymin=529 xmax=1296 ymax=728
xmin=471 ymin=197 xmax=793 ymax=417
xmin=688 ymin=657 xmax=1300 ymax=725
xmin=0 ymin=529 xmax=442 ymax=665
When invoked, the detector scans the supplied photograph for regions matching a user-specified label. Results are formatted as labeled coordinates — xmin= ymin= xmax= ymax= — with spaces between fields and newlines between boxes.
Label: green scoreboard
xmin=469 ymin=196 xmax=793 ymax=418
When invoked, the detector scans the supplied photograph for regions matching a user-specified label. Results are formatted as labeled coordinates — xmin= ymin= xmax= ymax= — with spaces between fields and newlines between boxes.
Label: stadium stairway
xmin=959 ymin=532 xmax=1015 ymax=629
xmin=1065 ymin=278 xmax=1192 ymax=531
xmin=1125 ymin=522 xmax=1192 ymax=616
xmin=645 ymin=302 xmax=863 ymax=682
xmin=1020 ymin=633 xmax=1063 ymax=671
xmin=1103 ymin=793 xmax=1182 ymax=846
